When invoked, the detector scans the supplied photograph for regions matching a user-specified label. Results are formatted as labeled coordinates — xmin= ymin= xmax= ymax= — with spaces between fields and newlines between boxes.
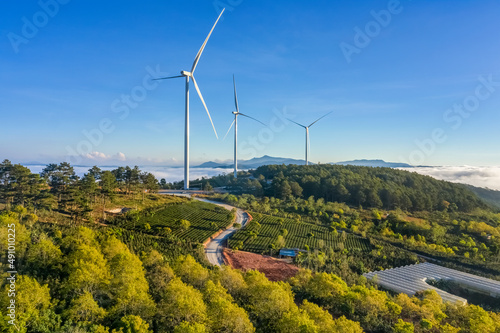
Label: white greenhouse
xmin=364 ymin=262 xmax=500 ymax=304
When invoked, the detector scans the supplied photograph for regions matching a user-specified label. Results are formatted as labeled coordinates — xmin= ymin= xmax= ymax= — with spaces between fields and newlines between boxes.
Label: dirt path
xmin=160 ymin=192 xmax=250 ymax=266
xmin=223 ymin=249 xmax=299 ymax=281
xmin=201 ymin=202 xmax=249 ymax=266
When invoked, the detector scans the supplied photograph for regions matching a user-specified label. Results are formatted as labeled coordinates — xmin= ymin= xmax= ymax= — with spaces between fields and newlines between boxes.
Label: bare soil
xmin=223 ymin=249 xmax=299 ymax=282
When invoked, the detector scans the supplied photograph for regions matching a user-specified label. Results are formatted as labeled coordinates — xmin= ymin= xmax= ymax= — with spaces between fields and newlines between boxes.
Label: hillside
xmin=1 ymin=161 xmax=500 ymax=332
xmin=2 ymin=205 xmax=500 ymax=332
xmin=467 ymin=184 xmax=500 ymax=209
xmin=208 ymin=164 xmax=490 ymax=212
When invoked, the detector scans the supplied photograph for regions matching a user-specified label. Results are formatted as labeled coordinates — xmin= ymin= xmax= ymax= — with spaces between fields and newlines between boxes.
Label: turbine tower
xmin=154 ymin=9 xmax=225 ymax=190
xmin=288 ymin=112 xmax=332 ymax=165
xmin=223 ymin=75 xmax=265 ymax=178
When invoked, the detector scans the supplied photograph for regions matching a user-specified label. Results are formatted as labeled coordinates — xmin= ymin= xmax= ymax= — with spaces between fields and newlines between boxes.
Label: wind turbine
xmin=288 ymin=112 xmax=332 ymax=165
xmin=154 ymin=9 xmax=225 ymax=190
xmin=223 ymin=75 xmax=265 ymax=178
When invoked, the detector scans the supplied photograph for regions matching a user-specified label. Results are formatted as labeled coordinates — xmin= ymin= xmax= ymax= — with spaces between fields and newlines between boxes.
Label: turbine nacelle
xmin=232 ymin=111 xmax=238 ymax=115
xmin=181 ymin=70 xmax=192 ymax=77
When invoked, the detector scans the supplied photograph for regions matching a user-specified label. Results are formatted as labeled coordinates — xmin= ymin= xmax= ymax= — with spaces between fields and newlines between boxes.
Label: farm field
xmin=111 ymin=199 xmax=234 ymax=243
xmin=229 ymin=213 xmax=371 ymax=253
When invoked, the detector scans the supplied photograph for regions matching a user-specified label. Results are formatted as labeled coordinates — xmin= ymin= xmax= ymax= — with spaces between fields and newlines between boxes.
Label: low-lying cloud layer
xmin=26 ymin=164 xmax=500 ymax=192
xmin=399 ymin=166 xmax=500 ymax=191
xmin=26 ymin=165 xmax=230 ymax=184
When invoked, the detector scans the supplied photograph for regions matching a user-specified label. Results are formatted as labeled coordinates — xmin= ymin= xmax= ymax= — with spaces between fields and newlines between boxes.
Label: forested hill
xmin=466 ymin=184 xmax=500 ymax=209
xmin=247 ymin=164 xmax=489 ymax=212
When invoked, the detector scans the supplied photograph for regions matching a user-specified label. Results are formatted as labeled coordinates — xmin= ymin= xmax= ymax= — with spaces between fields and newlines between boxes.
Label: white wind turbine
xmin=288 ymin=112 xmax=332 ymax=165
xmin=154 ymin=9 xmax=225 ymax=190
xmin=223 ymin=75 xmax=265 ymax=178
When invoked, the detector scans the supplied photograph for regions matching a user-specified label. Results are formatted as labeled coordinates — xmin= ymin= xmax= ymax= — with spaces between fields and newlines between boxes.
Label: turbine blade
xmin=191 ymin=75 xmax=219 ymax=139
xmin=223 ymin=119 xmax=235 ymax=141
xmin=308 ymin=111 xmax=333 ymax=127
xmin=152 ymin=75 xmax=184 ymax=80
xmin=191 ymin=8 xmax=225 ymax=73
xmin=233 ymin=75 xmax=239 ymax=112
xmin=287 ymin=118 xmax=307 ymax=128
xmin=239 ymin=113 xmax=266 ymax=126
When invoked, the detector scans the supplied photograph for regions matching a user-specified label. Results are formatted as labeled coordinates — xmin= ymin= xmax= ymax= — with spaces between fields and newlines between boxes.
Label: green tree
xmin=100 ymin=171 xmax=117 ymax=219
xmin=179 ymin=219 xmax=191 ymax=231
xmin=275 ymin=308 xmax=318 ymax=333
xmin=331 ymin=316 xmax=364 ymax=333
xmin=173 ymin=322 xmax=207 ymax=333
xmin=203 ymin=281 xmax=255 ymax=333
xmin=65 ymin=291 xmax=106 ymax=323
xmin=80 ymin=173 xmax=99 ymax=219
xmin=173 ymin=255 xmax=209 ymax=289
xmin=243 ymin=270 xmax=296 ymax=330
xmin=25 ymin=235 xmax=63 ymax=278
xmin=156 ymin=278 xmax=207 ymax=330
xmin=393 ymin=319 xmax=414 ymax=333
xmin=64 ymin=242 xmax=111 ymax=299
xmin=0 ymin=159 xmax=14 ymax=207
xmin=111 ymin=315 xmax=152 ymax=333
xmin=140 ymin=172 xmax=159 ymax=201
xmin=0 ymin=275 xmax=54 ymax=333
xmin=0 ymin=211 xmax=31 ymax=259
xmin=290 ymin=181 xmax=303 ymax=197
xmin=41 ymin=162 xmax=79 ymax=211
xmin=102 ymin=237 xmax=155 ymax=320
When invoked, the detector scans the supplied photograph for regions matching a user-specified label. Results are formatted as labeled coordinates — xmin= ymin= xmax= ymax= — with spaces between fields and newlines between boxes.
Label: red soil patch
xmin=223 ymin=249 xmax=299 ymax=282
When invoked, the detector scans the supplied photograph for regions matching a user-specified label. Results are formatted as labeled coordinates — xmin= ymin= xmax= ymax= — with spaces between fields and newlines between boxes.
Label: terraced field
xmin=116 ymin=228 xmax=206 ymax=262
xmin=112 ymin=200 xmax=234 ymax=243
xmin=229 ymin=213 xmax=371 ymax=253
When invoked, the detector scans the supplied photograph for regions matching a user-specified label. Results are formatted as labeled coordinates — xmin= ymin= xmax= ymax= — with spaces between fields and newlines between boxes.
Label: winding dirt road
xmin=160 ymin=192 xmax=249 ymax=266
xmin=194 ymin=198 xmax=249 ymax=266
xmin=204 ymin=207 xmax=249 ymax=266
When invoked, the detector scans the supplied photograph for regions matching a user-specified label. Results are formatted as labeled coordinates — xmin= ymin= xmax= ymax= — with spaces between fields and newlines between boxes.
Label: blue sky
xmin=1 ymin=0 xmax=499 ymax=166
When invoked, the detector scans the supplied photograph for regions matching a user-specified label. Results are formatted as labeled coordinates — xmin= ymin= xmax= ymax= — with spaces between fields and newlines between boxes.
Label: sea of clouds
xmin=399 ymin=166 xmax=500 ymax=191
xmin=26 ymin=165 xmax=231 ymax=184
xmin=25 ymin=164 xmax=500 ymax=191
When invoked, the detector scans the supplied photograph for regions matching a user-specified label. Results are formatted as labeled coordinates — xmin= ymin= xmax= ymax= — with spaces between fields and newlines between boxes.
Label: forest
xmin=2 ymin=160 xmax=500 ymax=332
xmin=203 ymin=164 xmax=490 ymax=212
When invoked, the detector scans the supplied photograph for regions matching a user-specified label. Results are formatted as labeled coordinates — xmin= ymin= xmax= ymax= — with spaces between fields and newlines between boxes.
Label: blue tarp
xmin=279 ymin=249 xmax=297 ymax=257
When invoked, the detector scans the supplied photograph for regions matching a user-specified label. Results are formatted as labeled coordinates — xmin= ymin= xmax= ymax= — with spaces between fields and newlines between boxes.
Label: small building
xmin=279 ymin=248 xmax=306 ymax=257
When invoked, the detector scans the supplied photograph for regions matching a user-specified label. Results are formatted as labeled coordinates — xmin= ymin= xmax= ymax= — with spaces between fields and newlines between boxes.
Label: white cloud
xmin=85 ymin=151 xmax=108 ymax=160
xmin=142 ymin=167 xmax=230 ymax=183
xmin=399 ymin=166 xmax=500 ymax=191
xmin=77 ymin=151 xmax=127 ymax=163
xmin=115 ymin=152 xmax=126 ymax=161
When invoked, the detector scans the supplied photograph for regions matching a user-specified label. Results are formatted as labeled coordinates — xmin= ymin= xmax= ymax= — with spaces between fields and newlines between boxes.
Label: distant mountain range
xmin=196 ymin=155 xmax=309 ymax=169
xmin=195 ymin=156 xmax=413 ymax=169
xmin=332 ymin=159 xmax=413 ymax=168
